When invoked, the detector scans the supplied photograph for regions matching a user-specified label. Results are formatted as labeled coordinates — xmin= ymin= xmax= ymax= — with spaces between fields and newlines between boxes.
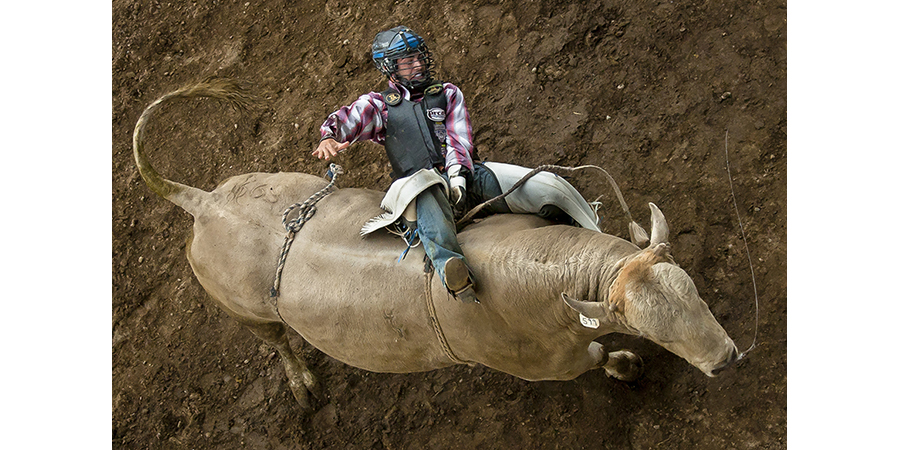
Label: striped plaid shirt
xmin=319 ymin=81 xmax=475 ymax=172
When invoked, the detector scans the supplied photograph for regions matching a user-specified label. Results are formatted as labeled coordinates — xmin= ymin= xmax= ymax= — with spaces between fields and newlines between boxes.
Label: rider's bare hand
xmin=313 ymin=138 xmax=350 ymax=160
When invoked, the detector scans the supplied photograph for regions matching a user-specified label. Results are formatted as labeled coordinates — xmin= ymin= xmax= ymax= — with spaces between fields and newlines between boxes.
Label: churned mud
xmin=112 ymin=0 xmax=786 ymax=448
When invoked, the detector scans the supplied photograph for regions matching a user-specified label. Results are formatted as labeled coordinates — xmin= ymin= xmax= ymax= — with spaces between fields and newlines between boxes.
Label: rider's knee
xmin=538 ymin=204 xmax=575 ymax=225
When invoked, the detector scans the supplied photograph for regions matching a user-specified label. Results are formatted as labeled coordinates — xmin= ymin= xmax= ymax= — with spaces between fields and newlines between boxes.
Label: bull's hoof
xmin=283 ymin=361 xmax=320 ymax=413
xmin=287 ymin=379 xmax=313 ymax=412
xmin=603 ymin=350 xmax=644 ymax=383
xmin=302 ymin=370 xmax=324 ymax=402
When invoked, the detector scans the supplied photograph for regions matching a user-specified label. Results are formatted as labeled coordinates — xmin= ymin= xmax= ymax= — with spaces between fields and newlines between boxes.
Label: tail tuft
xmin=185 ymin=76 xmax=263 ymax=112
xmin=132 ymin=77 xmax=262 ymax=210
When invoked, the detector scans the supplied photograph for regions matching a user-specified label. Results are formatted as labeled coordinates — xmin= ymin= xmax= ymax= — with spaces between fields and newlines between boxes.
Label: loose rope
xmin=423 ymin=262 xmax=472 ymax=366
xmin=456 ymin=164 xmax=633 ymax=229
xmin=270 ymin=164 xmax=344 ymax=302
xmin=723 ymin=131 xmax=760 ymax=361
xmin=456 ymin=158 xmax=761 ymax=362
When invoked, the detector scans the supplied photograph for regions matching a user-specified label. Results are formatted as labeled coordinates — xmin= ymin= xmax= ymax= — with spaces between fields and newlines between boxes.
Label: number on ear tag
xmin=579 ymin=313 xmax=600 ymax=329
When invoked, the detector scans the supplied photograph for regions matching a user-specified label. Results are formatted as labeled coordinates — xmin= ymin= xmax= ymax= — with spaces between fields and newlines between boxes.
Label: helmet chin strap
xmin=391 ymin=74 xmax=431 ymax=93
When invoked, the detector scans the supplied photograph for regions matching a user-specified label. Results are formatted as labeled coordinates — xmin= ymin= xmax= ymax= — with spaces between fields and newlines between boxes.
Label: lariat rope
xmin=457 ymin=164 xmax=631 ymax=229
xmin=724 ymin=130 xmax=760 ymax=362
xmin=458 ymin=159 xmax=760 ymax=363
xmin=270 ymin=163 xmax=344 ymax=300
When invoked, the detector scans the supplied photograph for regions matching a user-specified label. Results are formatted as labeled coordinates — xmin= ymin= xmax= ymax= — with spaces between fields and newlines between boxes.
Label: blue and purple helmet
xmin=371 ymin=26 xmax=435 ymax=90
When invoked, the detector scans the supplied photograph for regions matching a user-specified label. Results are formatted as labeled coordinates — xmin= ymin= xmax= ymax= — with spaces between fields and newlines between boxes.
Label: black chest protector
xmin=382 ymin=83 xmax=448 ymax=179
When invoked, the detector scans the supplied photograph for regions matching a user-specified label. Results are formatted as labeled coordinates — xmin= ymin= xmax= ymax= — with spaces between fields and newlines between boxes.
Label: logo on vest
xmin=426 ymin=108 xmax=446 ymax=122
xmin=433 ymin=122 xmax=447 ymax=142
xmin=385 ymin=92 xmax=402 ymax=106
xmin=424 ymin=84 xmax=443 ymax=96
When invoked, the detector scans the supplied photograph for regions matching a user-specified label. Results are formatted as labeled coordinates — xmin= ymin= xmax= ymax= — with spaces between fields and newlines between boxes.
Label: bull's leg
xmin=244 ymin=321 xmax=319 ymax=411
xmin=602 ymin=350 xmax=644 ymax=382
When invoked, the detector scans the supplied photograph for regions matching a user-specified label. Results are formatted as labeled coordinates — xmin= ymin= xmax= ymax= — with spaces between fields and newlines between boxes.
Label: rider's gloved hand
xmin=447 ymin=165 xmax=467 ymax=208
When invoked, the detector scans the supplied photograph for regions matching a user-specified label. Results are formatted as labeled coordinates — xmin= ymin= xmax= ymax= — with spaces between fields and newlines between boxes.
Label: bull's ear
xmin=648 ymin=202 xmax=669 ymax=245
xmin=628 ymin=221 xmax=649 ymax=248
xmin=562 ymin=293 xmax=606 ymax=319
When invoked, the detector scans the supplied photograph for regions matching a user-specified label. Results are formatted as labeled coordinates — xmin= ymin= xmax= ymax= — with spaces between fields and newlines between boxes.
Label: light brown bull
xmin=132 ymin=78 xmax=738 ymax=411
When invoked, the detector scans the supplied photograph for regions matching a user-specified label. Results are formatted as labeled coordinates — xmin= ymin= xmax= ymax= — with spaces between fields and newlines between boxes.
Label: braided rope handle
xmin=281 ymin=163 xmax=345 ymax=232
xmin=270 ymin=164 xmax=343 ymax=300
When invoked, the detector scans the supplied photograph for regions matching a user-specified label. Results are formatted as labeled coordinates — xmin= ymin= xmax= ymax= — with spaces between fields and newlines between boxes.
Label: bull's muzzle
xmin=709 ymin=347 xmax=738 ymax=377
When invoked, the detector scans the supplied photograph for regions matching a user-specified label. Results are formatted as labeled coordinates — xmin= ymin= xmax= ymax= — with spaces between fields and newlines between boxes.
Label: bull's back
xmin=183 ymin=174 xmax=618 ymax=376
xmin=223 ymin=177 xmax=459 ymax=373
xmin=185 ymin=172 xmax=334 ymax=321
xmin=278 ymin=214 xmax=566 ymax=375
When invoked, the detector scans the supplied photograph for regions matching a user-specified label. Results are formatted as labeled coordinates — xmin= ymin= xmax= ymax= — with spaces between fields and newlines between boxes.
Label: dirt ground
xmin=112 ymin=0 xmax=786 ymax=448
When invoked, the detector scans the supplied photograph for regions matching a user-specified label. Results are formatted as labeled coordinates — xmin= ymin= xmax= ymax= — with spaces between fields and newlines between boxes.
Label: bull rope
xmin=724 ymin=130 xmax=760 ymax=362
xmin=423 ymin=262 xmax=472 ymax=366
xmin=270 ymin=163 xmax=344 ymax=305
xmin=456 ymin=164 xmax=632 ymax=230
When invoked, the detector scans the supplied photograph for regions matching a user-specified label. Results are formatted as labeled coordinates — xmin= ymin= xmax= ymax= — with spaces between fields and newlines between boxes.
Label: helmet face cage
xmin=372 ymin=26 xmax=435 ymax=90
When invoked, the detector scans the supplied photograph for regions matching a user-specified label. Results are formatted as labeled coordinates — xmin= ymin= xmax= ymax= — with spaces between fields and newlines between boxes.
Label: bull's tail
xmin=131 ymin=77 xmax=259 ymax=214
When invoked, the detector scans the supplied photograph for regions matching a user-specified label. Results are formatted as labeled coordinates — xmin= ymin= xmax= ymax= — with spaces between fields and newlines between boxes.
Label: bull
xmin=131 ymin=78 xmax=738 ymax=411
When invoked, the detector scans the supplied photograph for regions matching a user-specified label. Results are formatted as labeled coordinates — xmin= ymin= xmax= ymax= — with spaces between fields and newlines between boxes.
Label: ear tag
xmin=579 ymin=313 xmax=600 ymax=329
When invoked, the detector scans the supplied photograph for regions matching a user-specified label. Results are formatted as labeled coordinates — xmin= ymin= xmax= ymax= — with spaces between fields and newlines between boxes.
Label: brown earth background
xmin=112 ymin=0 xmax=786 ymax=448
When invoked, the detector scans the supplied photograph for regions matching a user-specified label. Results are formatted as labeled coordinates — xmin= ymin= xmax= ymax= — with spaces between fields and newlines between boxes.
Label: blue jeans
xmin=415 ymin=163 xmax=510 ymax=287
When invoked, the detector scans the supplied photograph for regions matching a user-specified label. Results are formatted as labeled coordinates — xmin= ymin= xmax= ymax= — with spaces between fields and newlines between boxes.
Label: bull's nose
xmin=710 ymin=347 xmax=738 ymax=377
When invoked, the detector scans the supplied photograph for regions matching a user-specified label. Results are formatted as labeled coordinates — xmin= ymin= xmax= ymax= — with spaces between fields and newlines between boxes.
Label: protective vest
xmin=382 ymin=82 xmax=448 ymax=179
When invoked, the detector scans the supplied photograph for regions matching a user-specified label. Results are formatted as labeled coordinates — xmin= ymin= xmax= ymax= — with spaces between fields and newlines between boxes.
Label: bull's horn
xmin=561 ymin=293 xmax=607 ymax=319
xmin=648 ymin=202 xmax=669 ymax=245
xmin=628 ymin=222 xmax=649 ymax=248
